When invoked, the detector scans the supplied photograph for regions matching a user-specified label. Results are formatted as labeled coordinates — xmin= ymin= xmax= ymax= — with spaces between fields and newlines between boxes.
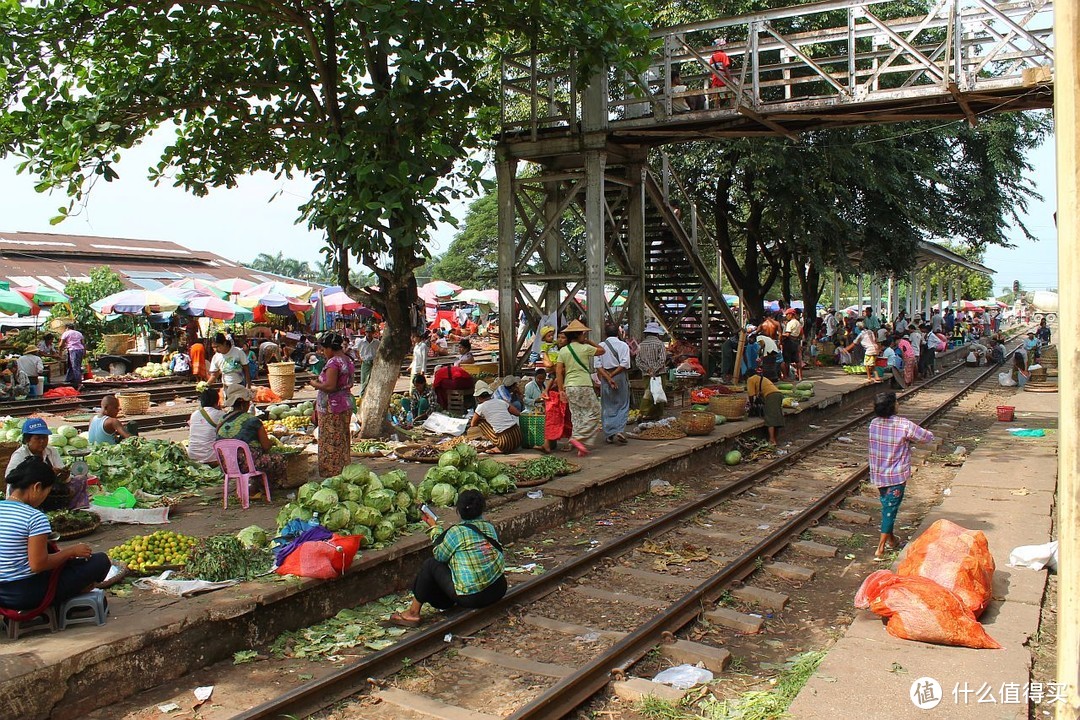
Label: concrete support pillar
xmin=924 ymin=270 xmax=932 ymax=321
xmin=937 ymin=278 xmax=945 ymax=312
xmin=832 ymin=271 xmax=841 ymax=310
xmin=870 ymin=277 xmax=881 ymax=319
xmin=1055 ymin=1 xmax=1080 ymax=712
xmin=496 ymin=158 xmax=518 ymax=374
xmin=583 ymin=150 xmax=607 ymax=335
xmin=627 ymin=165 xmax=646 ymax=340
xmin=888 ymin=275 xmax=899 ymax=320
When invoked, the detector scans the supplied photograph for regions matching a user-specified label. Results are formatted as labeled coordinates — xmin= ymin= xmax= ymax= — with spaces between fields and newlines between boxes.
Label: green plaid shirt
xmin=433 ymin=520 xmax=505 ymax=596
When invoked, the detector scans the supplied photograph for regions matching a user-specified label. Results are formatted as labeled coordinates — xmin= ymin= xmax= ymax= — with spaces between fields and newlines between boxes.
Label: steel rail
xmin=232 ymin=341 xmax=1005 ymax=720
xmin=507 ymin=349 xmax=1004 ymax=720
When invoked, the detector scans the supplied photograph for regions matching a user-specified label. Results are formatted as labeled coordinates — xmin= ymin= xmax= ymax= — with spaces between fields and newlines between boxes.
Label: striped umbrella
xmin=240 ymin=281 xmax=314 ymax=302
xmin=185 ymin=295 xmax=253 ymax=321
xmin=165 ymin=278 xmax=228 ymax=299
xmin=213 ymin=277 xmax=256 ymax=295
xmin=0 ymin=287 xmax=34 ymax=316
xmin=13 ymin=285 xmax=69 ymax=306
xmin=91 ymin=289 xmax=181 ymax=315
xmin=321 ymin=289 xmax=362 ymax=313
xmin=236 ymin=292 xmax=313 ymax=313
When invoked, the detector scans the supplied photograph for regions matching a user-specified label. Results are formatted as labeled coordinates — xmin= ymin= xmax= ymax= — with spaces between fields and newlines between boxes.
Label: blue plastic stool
xmin=59 ymin=589 xmax=108 ymax=630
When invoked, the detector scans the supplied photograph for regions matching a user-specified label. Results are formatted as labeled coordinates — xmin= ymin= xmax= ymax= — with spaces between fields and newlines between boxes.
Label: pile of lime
xmin=108 ymin=530 xmax=199 ymax=573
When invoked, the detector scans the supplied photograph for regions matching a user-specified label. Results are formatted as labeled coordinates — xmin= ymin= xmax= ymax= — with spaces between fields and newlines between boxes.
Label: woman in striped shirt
xmin=867 ymin=392 xmax=934 ymax=560
xmin=0 ymin=458 xmax=111 ymax=611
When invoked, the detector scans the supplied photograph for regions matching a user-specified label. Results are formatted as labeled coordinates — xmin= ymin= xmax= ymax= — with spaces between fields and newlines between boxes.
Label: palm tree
xmin=248 ymin=252 xmax=288 ymax=275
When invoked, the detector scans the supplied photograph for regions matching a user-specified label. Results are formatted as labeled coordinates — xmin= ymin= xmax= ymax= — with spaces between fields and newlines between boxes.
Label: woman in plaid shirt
xmin=388 ymin=490 xmax=506 ymax=626
xmin=868 ymin=392 xmax=934 ymax=560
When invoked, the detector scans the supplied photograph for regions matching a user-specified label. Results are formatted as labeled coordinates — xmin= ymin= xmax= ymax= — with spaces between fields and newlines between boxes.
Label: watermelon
xmin=775 ymin=382 xmax=794 ymax=391
xmin=724 ymin=450 xmax=742 ymax=466
xmin=796 ymin=381 xmax=815 ymax=392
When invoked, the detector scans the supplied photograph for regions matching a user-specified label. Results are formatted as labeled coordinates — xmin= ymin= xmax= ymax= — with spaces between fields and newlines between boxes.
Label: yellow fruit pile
xmin=108 ymin=530 xmax=199 ymax=573
xmin=281 ymin=416 xmax=311 ymax=430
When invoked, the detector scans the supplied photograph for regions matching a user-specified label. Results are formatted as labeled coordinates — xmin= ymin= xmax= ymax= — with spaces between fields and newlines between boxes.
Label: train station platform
xmin=0 ymin=343 xmax=981 ymax=720
xmin=788 ymin=386 xmax=1058 ymax=720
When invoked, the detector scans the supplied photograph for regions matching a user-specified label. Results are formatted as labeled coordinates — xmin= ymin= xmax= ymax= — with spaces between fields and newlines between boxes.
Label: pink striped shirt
xmin=868 ymin=416 xmax=934 ymax=488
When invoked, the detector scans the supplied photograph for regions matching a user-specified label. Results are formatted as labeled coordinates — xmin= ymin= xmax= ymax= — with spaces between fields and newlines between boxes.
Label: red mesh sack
xmin=275 ymin=534 xmax=363 ymax=579
xmin=896 ymin=519 xmax=995 ymax=617
xmin=254 ymin=387 xmax=282 ymax=403
xmin=855 ymin=570 xmax=1001 ymax=649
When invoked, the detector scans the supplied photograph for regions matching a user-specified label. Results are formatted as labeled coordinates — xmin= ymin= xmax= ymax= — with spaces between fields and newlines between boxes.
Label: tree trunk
xmin=357 ymin=279 xmax=413 ymax=438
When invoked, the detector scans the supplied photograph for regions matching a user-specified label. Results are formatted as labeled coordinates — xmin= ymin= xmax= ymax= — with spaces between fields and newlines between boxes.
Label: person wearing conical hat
xmin=555 ymin=319 xmax=606 ymax=456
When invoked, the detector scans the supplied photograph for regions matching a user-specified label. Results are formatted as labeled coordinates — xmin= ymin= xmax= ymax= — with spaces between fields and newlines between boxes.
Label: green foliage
xmin=62 ymin=266 xmax=125 ymax=350
xmin=698 ymin=650 xmax=825 ymax=720
xmin=430 ymin=193 xmax=500 ymax=287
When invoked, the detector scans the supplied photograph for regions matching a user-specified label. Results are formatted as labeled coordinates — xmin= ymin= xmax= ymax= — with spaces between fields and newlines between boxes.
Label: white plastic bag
xmin=1008 ymin=541 xmax=1058 ymax=571
xmin=133 ymin=570 xmax=239 ymax=596
xmin=421 ymin=412 xmax=470 ymax=436
xmin=653 ymin=664 xmax=714 ymax=689
xmin=649 ymin=376 xmax=668 ymax=404
xmin=998 ymin=372 xmax=1016 ymax=387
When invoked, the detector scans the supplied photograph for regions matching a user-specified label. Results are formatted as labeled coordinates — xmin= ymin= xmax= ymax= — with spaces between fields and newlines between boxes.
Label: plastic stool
xmin=3 ymin=607 xmax=59 ymax=639
xmin=59 ymin=589 xmax=108 ymax=629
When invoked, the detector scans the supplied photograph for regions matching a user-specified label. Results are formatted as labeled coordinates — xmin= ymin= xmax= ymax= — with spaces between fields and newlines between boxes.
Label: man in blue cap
xmin=5 ymin=418 xmax=71 ymax=509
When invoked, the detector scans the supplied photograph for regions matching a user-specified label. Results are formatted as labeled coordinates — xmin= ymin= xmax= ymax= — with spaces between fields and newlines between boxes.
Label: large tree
xmin=0 ymin=0 xmax=647 ymax=435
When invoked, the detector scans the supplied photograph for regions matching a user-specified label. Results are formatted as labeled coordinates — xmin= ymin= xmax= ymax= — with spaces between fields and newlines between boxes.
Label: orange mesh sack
xmin=255 ymin=386 xmax=283 ymax=403
xmin=275 ymin=534 xmax=363 ymax=579
xmin=896 ymin=519 xmax=995 ymax=617
xmin=855 ymin=570 xmax=1001 ymax=649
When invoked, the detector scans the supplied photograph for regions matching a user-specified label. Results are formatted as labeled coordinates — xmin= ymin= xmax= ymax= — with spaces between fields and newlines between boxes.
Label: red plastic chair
xmin=0 ymin=560 xmax=65 ymax=639
xmin=212 ymin=439 xmax=272 ymax=509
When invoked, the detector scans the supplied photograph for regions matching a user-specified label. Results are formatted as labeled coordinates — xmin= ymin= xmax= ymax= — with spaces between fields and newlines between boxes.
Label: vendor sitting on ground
xmin=493 ymin=375 xmax=524 ymax=412
xmin=0 ymin=360 xmax=29 ymax=400
xmin=216 ymin=384 xmax=286 ymax=485
xmin=4 ymin=418 xmax=72 ymax=510
xmin=523 ymin=369 xmax=545 ymax=412
xmin=387 ymin=490 xmax=507 ymax=627
xmin=400 ymin=374 xmax=438 ymax=426
xmin=187 ymin=388 xmax=224 ymax=464
xmin=88 ymin=396 xmax=134 ymax=445
xmin=470 ymin=381 xmax=522 ymax=453
xmin=0 ymin=458 xmax=111 ymax=611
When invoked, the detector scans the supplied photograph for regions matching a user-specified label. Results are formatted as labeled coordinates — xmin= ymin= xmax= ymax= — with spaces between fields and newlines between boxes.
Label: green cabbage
xmin=340 ymin=463 xmax=369 ymax=483
xmin=402 ymin=482 xmax=417 ymax=501
xmin=340 ymin=483 xmax=364 ymax=502
xmin=430 ymin=483 xmax=457 ymax=507
xmin=322 ymin=505 xmax=352 ymax=531
xmin=297 ymin=481 xmax=322 ymax=506
xmin=477 ymin=459 xmax=504 ymax=480
xmin=237 ymin=525 xmax=270 ymax=549
xmin=69 ymin=436 xmax=89 ymax=450
xmin=50 ymin=434 xmax=68 ymax=448
xmin=438 ymin=449 xmax=461 ymax=468
xmin=489 ymin=474 xmax=515 ymax=494
xmin=363 ymin=488 xmax=395 ymax=513
xmin=366 ymin=476 xmax=384 ymax=494
xmin=321 ymin=476 xmax=345 ymax=493
xmin=384 ymin=511 xmax=407 ymax=529
xmin=394 ymin=490 xmax=412 ymax=512
xmin=350 ymin=505 xmax=382 ymax=528
xmin=380 ymin=470 xmax=409 ymax=492
xmin=349 ymin=525 xmax=373 ymax=546
xmin=342 ymin=500 xmax=362 ymax=518
xmin=308 ymin=487 xmax=339 ymax=514
xmin=373 ymin=520 xmax=396 ymax=542
xmin=417 ymin=478 xmax=436 ymax=503
xmin=455 ymin=444 xmax=477 ymax=464
xmin=58 ymin=425 xmax=79 ymax=439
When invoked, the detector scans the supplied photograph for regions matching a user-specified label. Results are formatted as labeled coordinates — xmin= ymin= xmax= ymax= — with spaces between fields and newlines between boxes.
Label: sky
xmin=0 ymin=130 xmax=1059 ymax=296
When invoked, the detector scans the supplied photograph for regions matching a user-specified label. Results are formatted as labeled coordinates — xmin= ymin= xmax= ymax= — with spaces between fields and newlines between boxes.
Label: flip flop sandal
xmin=383 ymin=612 xmax=420 ymax=628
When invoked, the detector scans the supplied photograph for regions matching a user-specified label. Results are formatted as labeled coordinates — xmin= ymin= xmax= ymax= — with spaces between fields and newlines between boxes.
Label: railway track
xmin=230 ymin=348 xmax=1011 ymax=720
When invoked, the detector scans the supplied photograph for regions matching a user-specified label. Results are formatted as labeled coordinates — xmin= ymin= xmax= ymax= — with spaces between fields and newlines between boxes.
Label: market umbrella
xmin=454 ymin=288 xmax=496 ymax=306
xmin=91 ymin=289 xmax=181 ymax=315
xmin=165 ymin=278 xmax=228 ymax=299
xmin=13 ymin=285 xmax=69 ymax=306
xmin=0 ymin=287 xmax=34 ymax=315
xmin=238 ymin=292 xmax=313 ymax=313
xmin=419 ymin=280 xmax=461 ymax=301
xmin=185 ymin=295 xmax=254 ymax=322
xmin=320 ymin=289 xmax=362 ymax=313
xmin=213 ymin=277 xmax=256 ymax=295
xmin=240 ymin=280 xmax=314 ymax=302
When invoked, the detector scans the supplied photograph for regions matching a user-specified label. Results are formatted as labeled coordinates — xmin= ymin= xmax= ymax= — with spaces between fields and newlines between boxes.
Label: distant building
xmin=0 ymin=231 xmax=299 ymax=290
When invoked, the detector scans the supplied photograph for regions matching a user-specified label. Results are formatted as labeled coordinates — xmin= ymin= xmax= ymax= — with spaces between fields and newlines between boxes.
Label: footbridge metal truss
xmin=495 ymin=0 xmax=1055 ymax=371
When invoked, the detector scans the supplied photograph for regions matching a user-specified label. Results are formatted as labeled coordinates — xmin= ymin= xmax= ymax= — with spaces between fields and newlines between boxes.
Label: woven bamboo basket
xmin=267 ymin=362 xmax=296 ymax=400
xmin=1030 ymin=366 xmax=1048 ymax=381
xmin=117 ymin=392 xmax=150 ymax=416
xmin=679 ymin=411 xmax=715 ymax=436
xmin=103 ymin=334 xmax=135 ymax=355
xmin=709 ymin=393 xmax=747 ymax=420
xmin=1040 ymin=345 xmax=1057 ymax=368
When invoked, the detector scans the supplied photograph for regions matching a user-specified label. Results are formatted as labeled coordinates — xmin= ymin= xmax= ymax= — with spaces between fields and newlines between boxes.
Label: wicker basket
xmin=103 ymin=334 xmax=135 ymax=355
xmin=518 ymin=413 xmax=546 ymax=449
xmin=679 ymin=411 xmax=715 ymax=436
xmin=117 ymin=392 xmax=150 ymax=416
xmin=267 ymin=362 xmax=296 ymax=400
xmin=709 ymin=393 xmax=747 ymax=420
xmin=1040 ymin=345 xmax=1057 ymax=368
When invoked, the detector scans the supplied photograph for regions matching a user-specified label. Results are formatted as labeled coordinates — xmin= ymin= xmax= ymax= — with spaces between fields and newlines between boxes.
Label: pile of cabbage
xmin=276 ymin=464 xmax=421 ymax=547
xmin=417 ymin=445 xmax=517 ymax=508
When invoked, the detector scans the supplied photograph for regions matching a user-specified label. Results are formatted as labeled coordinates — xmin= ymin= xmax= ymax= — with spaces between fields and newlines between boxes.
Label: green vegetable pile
xmin=1 ymin=420 xmax=90 ymax=457
xmin=505 ymin=455 xmax=576 ymax=486
xmin=416 ymin=445 xmax=517 ymax=507
xmin=184 ymin=534 xmax=273 ymax=582
xmin=277 ymin=464 xmax=423 ymax=547
xmin=86 ymin=438 xmax=223 ymax=494
xmin=270 ymin=594 xmax=415 ymax=658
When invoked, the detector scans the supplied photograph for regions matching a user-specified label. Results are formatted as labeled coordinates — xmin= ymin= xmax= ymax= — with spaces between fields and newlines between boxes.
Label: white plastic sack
xmin=133 ymin=570 xmax=239 ymax=596
xmin=422 ymin=412 xmax=470 ymax=436
xmin=998 ymin=372 xmax=1017 ymax=387
xmin=653 ymin=664 xmax=714 ymax=689
xmin=649 ymin=376 xmax=668 ymax=405
xmin=1008 ymin=541 xmax=1058 ymax=571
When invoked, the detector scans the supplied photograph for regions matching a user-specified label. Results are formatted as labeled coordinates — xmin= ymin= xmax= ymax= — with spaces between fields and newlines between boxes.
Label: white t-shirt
xmin=410 ymin=341 xmax=428 ymax=378
xmin=210 ymin=346 xmax=248 ymax=386
xmin=859 ymin=330 xmax=878 ymax=354
xmin=5 ymin=445 xmax=64 ymax=481
xmin=474 ymin=398 xmax=518 ymax=434
xmin=187 ymin=407 xmax=224 ymax=463
xmin=908 ymin=331 xmax=923 ymax=356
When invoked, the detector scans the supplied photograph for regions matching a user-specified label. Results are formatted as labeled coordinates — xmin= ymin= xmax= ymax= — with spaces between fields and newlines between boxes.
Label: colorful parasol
xmin=0 ymin=287 xmax=34 ymax=316
xmin=13 ymin=285 xmax=69 ymax=306
xmin=240 ymin=281 xmax=314 ymax=302
xmin=91 ymin=289 xmax=181 ymax=315
xmin=165 ymin=278 xmax=228 ymax=299
xmin=185 ymin=295 xmax=254 ymax=322
xmin=213 ymin=277 xmax=257 ymax=296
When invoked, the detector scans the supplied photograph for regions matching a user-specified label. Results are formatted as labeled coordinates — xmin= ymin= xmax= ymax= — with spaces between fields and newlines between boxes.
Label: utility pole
xmin=1056 ymin=0 xmax=1079 ymax=716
